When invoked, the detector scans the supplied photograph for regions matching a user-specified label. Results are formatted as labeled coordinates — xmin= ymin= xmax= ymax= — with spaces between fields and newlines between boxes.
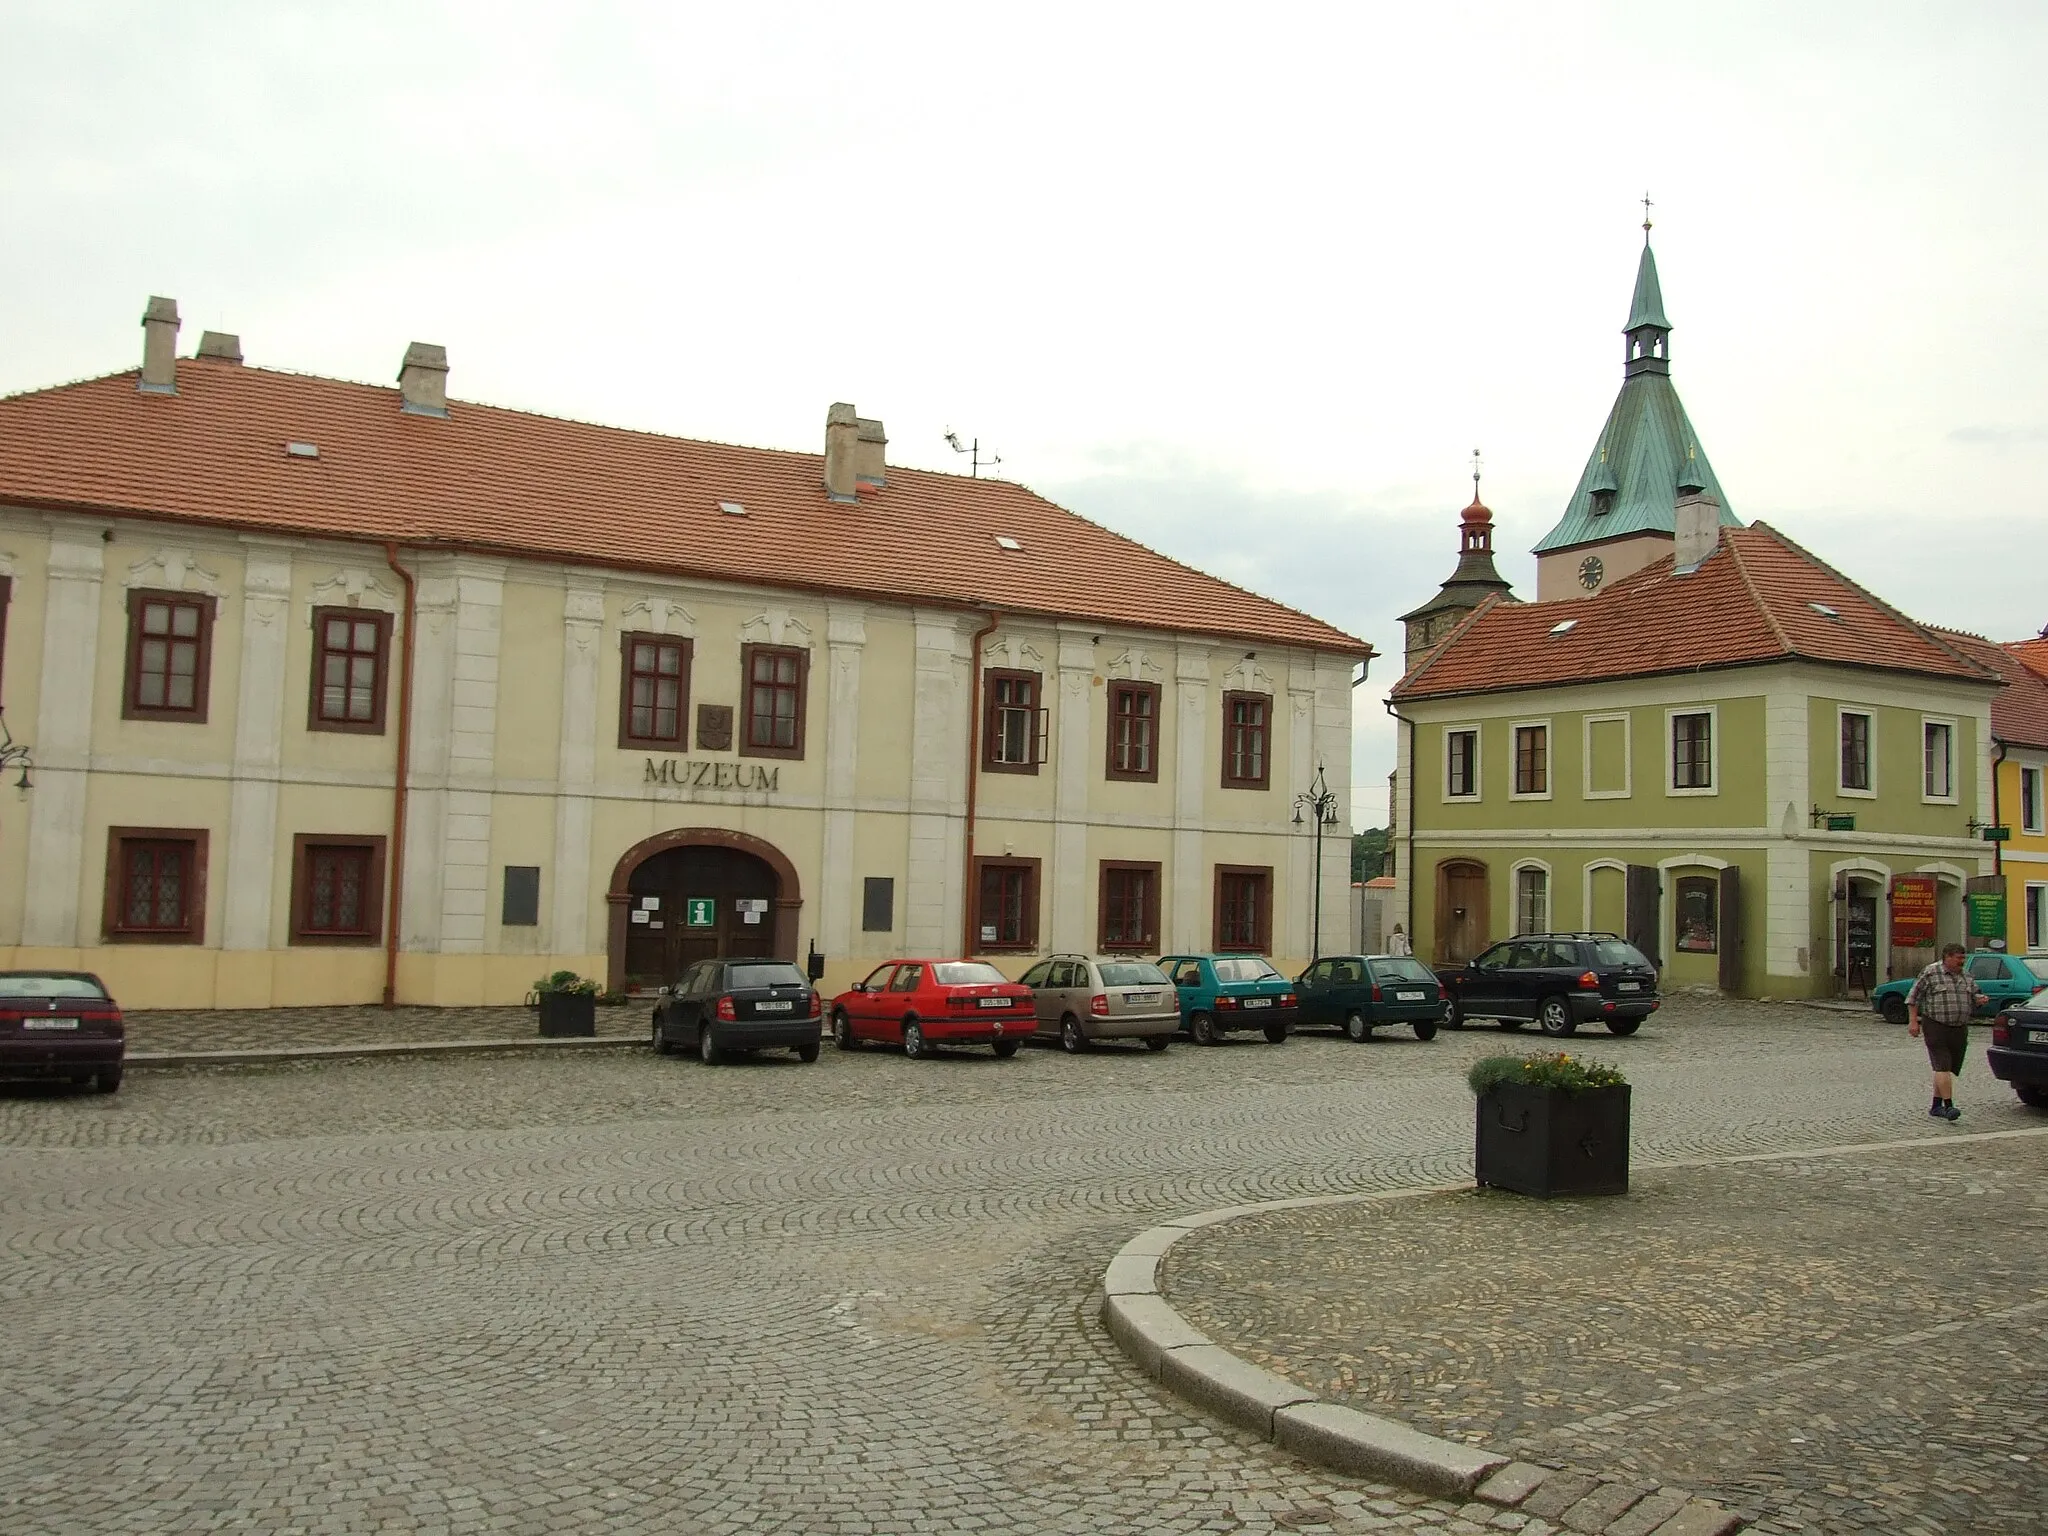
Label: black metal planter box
xmin=1475 ymin=1082 xmax=1630 ymax=1197
xmin=536 ymin=992 xmax=597 ymax=1038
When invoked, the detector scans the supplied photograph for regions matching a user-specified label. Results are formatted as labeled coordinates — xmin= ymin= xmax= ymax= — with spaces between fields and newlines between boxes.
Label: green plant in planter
xmin=1468 ymin=1051 xmax=1626 ymax=1096
xmin=532 ymin=969 xmax=600 ymax=998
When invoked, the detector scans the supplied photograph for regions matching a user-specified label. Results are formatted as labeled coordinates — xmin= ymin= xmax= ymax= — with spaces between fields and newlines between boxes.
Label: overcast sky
xmin=5 ymin=2 xmax=2044 ymax=827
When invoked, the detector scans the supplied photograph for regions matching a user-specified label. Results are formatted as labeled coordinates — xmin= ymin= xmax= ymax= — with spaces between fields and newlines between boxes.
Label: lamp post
xmin=1293 ymin=762 xmax=1342 ymax=961
xmin=0 ymin=709 xmax=33 ymax=794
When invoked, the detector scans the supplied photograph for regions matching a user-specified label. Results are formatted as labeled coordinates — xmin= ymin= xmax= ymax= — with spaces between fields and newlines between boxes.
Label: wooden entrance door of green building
xmin=1434 ymin=860 xmax=1488 ymax=966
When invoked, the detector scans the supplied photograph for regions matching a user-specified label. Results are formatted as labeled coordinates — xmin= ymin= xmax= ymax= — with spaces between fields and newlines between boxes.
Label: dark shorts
xmin=1922 ymin=1020 xmax=1969 ymax=1074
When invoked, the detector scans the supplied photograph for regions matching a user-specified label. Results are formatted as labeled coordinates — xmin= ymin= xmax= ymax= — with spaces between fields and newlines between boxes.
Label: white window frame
xmin=1921 ymin=715 xmax=1957 ymax=805
xmin=2029 ymin=882 xmax=2048 ymax=953
xmin=1441 ymin=723 xmax=1482 ymax=803
xmin=1837 ymin=706 xmax=1877 ymax=799
xmin=2021 ymin=764 xmax=2044 ymax=836
xmin=1665 ymin=705 xmax=1719 ymax=797
xmin=1581 ymin=712 xmax=1632 ymax=800
xmin=1510 ymin=859 xmax=1553 ymax=936
xmin=1508 ymin=718 xmax=1554 ymax=802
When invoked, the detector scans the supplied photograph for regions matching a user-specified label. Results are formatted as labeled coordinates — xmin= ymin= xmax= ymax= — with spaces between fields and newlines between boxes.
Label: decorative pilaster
xmin=1169 ymin=646 xmax=1210 ymax=951
xmin=1049 ymin=628 xmax=1095 ymax=952
xmin=820 ymin=603 xmax=867 ymax=961
xmin=549 ymin=582 xmax=605 ymax=954
xmin=398 ymin=573 xmax=459 ymax=952
xmin=221 ymin=547 xmax=294 ymax=950
xmin=905 ymin=612 xmax=968 ymax=954
xmin=20 ymin=525 xmax=104 ymax=947
xmin=439 ymin=563 xmax=505 ymax=951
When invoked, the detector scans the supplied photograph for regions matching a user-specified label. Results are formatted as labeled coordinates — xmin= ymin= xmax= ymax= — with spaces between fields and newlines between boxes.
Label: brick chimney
xmin=196 ymin=331 xmax=243 ymax=364
xmin=854 ymin=414 xmax=887 ymax=488
xmin=397 ymin=342 xmax=450 ymax=417
xmin=139 ymin=296 xmax=180 ymax=394
xmin=823 ymin=402 xmax=860 ymax=502
xmin=1673 ymin=491 xmax=1722 ymax=572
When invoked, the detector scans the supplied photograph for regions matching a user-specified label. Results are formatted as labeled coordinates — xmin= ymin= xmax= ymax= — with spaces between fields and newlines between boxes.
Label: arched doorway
xmin=1434 ymin=859 xmax=1489 ymax=966
xmin=606 ymin=829 xmax=803 ymax=993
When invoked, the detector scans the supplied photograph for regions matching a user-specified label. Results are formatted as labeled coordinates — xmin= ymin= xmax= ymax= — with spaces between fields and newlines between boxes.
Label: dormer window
xmin=1591 ymin=489 xmax=1615 ymax=516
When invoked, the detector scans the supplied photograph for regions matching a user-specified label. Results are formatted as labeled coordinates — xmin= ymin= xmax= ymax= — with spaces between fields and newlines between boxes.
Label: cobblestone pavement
xmin=1 ymin=998 xmax=2035 ymax=1533
xmin=125 ymin=1004 xmax=646 ymax=1055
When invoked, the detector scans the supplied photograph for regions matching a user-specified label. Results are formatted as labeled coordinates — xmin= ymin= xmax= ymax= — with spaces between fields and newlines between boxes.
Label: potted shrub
xmin=1469 ymin=1051 xmax=1630 ymax=1198
xmin=530 ymin=970 xmax=600 ymax=1037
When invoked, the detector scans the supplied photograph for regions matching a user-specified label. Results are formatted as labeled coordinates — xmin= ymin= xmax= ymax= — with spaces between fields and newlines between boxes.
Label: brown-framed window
xmin=983 ymin=669 xmax=1044 ymax=773
xmin=1106 ymin=681 xmax=1161 ymax=782
xmin=102 ymin=827 xmax=208 ymax=943
xmin=1513 ymin=724 xmax=1549 ymax=795
xmin=1446 ymin=728 xmax=1477 ymax=797
xmin=972 ymin=856 xmax=1041 ymax=951
xmin=308 ymin=607 xmax=392 ymax=734
xmin=1099 ymin=860 xmax=1162 ymax=951
xmin=618 ymin=632 xmax=692 ymax=748
xmin=1840 ymin=711 xmax=1872 ymax=791
xmin=741 ymin=644 xmax=808 ymax=758
xmin=1222 ymin=691 xmax=1270 ymax=789
xmin=1672 ymin=712 xmax=1712 ymax=789
xmin=1213 ymin=864 xmax=1273 ymax=952
xmin=289 ymin=834 xmax=387 ymax=945
xmin=123 ymin=589 xmax=215 ymax=722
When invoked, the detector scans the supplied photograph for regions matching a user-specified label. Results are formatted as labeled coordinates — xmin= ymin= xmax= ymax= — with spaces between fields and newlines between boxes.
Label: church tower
xmin=1400 ymin=464 xmax=1516 ymax=671
xmin=1532 ymin=218 xmax=1741 ymax=600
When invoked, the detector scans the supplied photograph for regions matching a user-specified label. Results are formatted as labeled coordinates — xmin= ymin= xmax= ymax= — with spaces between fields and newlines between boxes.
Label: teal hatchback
xmin=1295 ymin=954 xmax=1446 ymax=1042
xmin=1156 ymin=954 xmax=1298 ymax=1045
xmin=1871 ymin=950 xmax=2048 ymax=1025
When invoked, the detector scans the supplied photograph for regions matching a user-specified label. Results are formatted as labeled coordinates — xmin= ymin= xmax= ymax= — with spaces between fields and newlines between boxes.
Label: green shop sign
xmin=1967 ymin=891 xmax=2007 ymax=939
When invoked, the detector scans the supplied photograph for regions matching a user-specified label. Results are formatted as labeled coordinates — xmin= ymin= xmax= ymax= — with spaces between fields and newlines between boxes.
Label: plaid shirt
xmin=1908 ymin=962 xmax=1978 ymax=1026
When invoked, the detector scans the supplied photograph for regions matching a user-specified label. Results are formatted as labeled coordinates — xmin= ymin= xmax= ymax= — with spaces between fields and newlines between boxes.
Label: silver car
xmin=1017 ymin=954 xmax=1179 ymax=1052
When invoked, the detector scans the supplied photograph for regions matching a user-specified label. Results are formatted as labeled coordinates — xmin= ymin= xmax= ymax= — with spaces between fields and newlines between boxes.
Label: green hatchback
xmin=1294 ymin=954 xmax=1446 ymax=1042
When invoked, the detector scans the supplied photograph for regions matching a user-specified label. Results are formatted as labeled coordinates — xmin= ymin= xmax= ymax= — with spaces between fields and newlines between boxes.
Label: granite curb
xmin=127 ymin=1036 xmax=648 ymax=1068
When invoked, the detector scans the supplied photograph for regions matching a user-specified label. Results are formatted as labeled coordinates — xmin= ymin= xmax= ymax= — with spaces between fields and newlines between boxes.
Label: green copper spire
xmin=1625 ymin=241 xmax=1670 ymax=332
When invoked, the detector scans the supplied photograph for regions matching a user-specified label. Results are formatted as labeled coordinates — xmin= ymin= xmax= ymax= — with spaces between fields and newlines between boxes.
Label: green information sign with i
xmin=685 ymin=898 xmax=715 ymax=928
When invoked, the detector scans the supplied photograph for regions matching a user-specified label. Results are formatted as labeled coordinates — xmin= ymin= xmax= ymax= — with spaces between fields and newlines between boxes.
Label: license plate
xmin=978 ymin=996 xmax=1010 ymax=1008
xmin=23 ymin=1017 xmax=79 ymax=1030
xmin=2030 ymin=1029 xmax=2048 ymax=1045
xmin=1242 ymin=997 xmax=1272 ymax=1009
xmin=1127 ymin=992 xmax=1158 ymax=1005
xmin=1617 ymin=982 xmax=1641 ymax=992
xmin=755 ymin=1000 xmax=793 ymax=1012
xmin=1396 ymin=990 xmax=1425 ymax=1001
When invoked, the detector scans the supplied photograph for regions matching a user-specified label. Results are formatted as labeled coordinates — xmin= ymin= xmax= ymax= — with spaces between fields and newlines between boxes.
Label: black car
xmin=1989 ymin=998 xmax=2048 ymax=1108
xmin=1438 ymin=933 xmax=1660 ymax=1037
xmin=652 ymin=957 xmax=822 ymax=1064
xmin=0 ymin=970 xmax=125 ymax=1092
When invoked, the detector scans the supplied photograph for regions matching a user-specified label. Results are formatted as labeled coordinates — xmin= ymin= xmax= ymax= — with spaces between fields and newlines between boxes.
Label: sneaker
xmin=1942 ymin=1103 xmax=1963 ymax=1122
xmin=1929 ymin=1103 xmax=1948 ymax=1118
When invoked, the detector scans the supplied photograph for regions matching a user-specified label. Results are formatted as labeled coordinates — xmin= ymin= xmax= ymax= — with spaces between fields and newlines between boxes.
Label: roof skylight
xmin=718 ymin=501 xmax=747 ymax=517
xmin=995 ymin=536 xmax=1023 ymax=552
xmin=284 ymin=441 xmax=319 ymax=459
xmin=1548 ymin=619 xmax=1578 ymax=636
xmin=1810 ymin=602 xmax=1841 ymax=619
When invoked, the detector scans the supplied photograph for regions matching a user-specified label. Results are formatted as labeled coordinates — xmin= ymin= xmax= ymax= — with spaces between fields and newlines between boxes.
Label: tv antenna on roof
xmin=943 ymin=429 xmax=1001 ymax=479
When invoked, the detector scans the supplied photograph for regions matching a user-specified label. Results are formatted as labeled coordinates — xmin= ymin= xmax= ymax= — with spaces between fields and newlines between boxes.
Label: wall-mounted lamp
xmin=0 ymin=709 xmax=34 ymax=794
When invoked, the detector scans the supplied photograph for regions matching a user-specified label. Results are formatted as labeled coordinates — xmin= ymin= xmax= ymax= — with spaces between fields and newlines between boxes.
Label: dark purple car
xmin=0 ymin=971 xmax=125 ymax=1093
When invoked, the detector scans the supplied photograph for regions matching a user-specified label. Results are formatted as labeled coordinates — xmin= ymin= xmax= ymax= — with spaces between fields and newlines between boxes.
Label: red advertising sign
xmin=1889 ymin=874 xmax=1938 ymax=948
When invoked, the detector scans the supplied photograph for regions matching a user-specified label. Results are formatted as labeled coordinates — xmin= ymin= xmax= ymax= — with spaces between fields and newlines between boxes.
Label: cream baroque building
xmin=0 ymin=301 xmax=1368 ymax=1008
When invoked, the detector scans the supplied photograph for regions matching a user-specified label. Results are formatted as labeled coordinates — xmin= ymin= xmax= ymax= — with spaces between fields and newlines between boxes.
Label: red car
xmin=829 ymin=960 xmax=1033 ymax=1058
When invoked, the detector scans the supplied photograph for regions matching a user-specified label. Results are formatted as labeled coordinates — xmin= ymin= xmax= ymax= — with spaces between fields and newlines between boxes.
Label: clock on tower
xmin=1578 ymin=555 xmax=1605 ymax=591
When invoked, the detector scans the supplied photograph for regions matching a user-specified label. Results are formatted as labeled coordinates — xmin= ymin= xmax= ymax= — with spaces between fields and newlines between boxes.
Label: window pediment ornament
xmin=309 ymin=568 xmax=400 ymax=612
xmin=1103 ymin=646 xmax=1166 ymax=683
xmin=1222 ymin=655 xmax=1275 ymax=693
xmin=623 ymin=595 xmax=698 ymax=638
xmin=738 ymin=607 xmax=811 ymax=647
xmin=125 ymin=549 xmax=226 ymax=597
xmin=981 ymin=633 xmax=1046 ymax=670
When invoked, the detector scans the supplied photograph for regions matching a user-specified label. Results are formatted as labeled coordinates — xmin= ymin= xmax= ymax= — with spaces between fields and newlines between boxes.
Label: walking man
xmin=1906 ymin=942 xmax=1986 ymax=1121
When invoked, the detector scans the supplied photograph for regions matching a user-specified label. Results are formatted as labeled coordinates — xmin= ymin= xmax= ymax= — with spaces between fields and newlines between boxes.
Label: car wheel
xmin=832 ymin=1010 xmax=855 ymax=1050
xmin=1442 ymin=998 xmax=1464 ymax=1030
xmin=796 ymin=1041 xmax=821 ymax=1063
xmin=1143 ymin=1035 xmax=1172 ymax=1052
xmin=1263 ymin=1022 xmax=1289 ymax=1044
xmin=1189 ymin=1011 xmax=1220 ymax=1046
xmin=1538 ymin=997 xmax=1576 ymax=1037
xmin=2015 ymin=1082 xmax=2048 ymax=1109
xmin=1880 ymin=994 xmax=1909 ymax=1027
xmin=1413 ymin=1020 xmax=1438 ymax=1042
xmin=698 ymin=1027 xmax=722 ymax=1065
xmin=1606 ymin=1019 xmax=1641 ymax=1037
xmin=993 ymin=1039 xmax=1020 ymax=1059
xmin=902 ymin=1019 xmax=929 ymax=1059
xmin=93 ymin=1067 xmax=122 ymax=1094
xmin=1059 ymin=1015 xmax=1089 ymax=1054
xmin=651 ymin=1015 xmax=673 ymax=1055
xmin=1343 ymin=1010 xmax=1371 ymax=1043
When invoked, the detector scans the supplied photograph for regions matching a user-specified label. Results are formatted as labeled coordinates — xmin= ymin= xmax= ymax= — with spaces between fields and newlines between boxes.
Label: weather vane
xmin=1471 ymin=447 xmax=1482 ymax=497
xmin=943 ymin=429 xmax=1001 ymax=479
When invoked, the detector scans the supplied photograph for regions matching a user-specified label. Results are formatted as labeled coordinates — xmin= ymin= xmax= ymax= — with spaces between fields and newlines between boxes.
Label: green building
xmin=1388 ymin=240 xmax=1999 ymax=998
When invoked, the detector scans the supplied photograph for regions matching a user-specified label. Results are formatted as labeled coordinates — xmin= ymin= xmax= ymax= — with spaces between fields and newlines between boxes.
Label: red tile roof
xmin=1392 ymin=522 xmax=1999 ymax=701
xmin=0 ymin=362 xmax=1367 ymax=658
xmin=1933 ymin=632 xmax=2048 ymax=749
xmin=2009 ymin=637 xmax=2048 ymax=682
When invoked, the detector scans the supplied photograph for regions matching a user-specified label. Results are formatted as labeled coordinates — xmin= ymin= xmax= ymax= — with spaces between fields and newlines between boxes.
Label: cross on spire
xmin=1471 ymin=447 xmax=1482 ymax=497
xmin=1641 ymin=190 xmax=1654 ymax=240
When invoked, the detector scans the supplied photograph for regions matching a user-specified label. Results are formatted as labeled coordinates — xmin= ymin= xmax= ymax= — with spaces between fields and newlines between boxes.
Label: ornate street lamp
xmin=1293 ymin=762 xmax=1342 ymax=961
xmin=0 ymin=709 xmax=32 ymax=794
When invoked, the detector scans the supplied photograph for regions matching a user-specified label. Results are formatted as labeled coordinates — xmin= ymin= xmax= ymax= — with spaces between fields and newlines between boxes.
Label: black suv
xmin=653 ymin=957 xmax=822 ymax=1064
xmin=1437 ymin=933 xmax=1660 ymax=1037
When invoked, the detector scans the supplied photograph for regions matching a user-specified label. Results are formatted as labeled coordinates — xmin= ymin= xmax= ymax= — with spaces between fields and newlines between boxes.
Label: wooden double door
xmin=622 ymin=845 xmax=781 ymax=990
